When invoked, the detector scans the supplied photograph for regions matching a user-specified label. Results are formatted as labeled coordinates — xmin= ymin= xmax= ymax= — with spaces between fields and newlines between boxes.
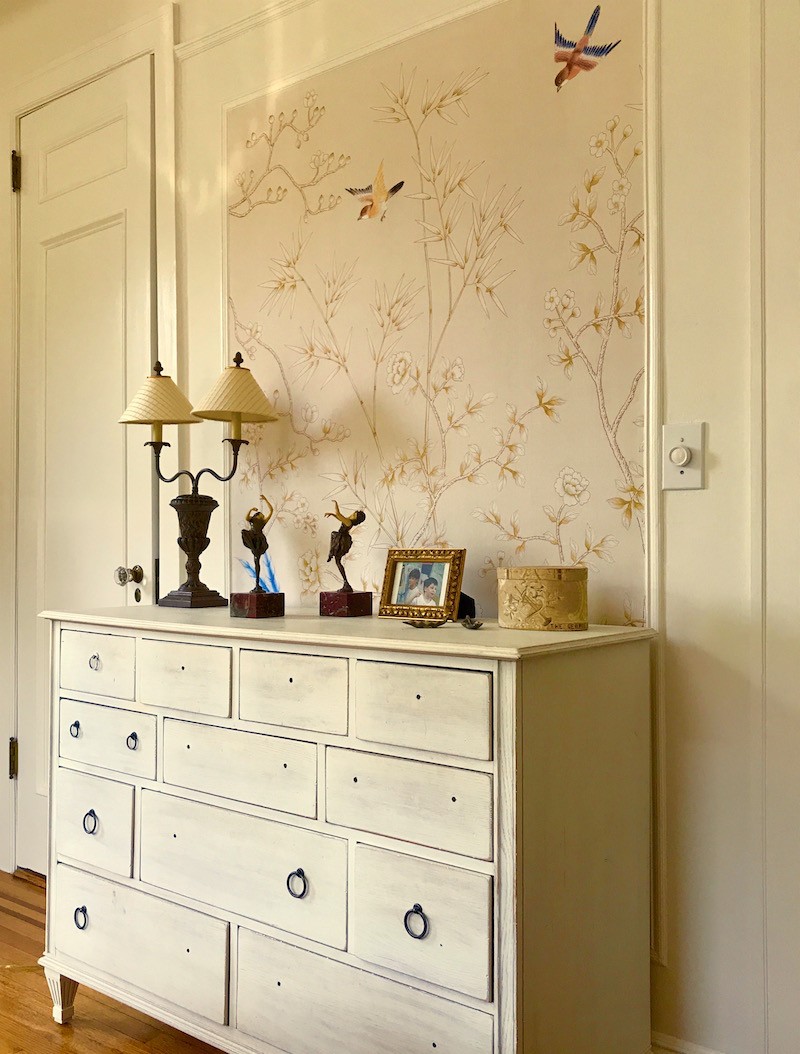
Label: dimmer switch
xmin=662 ymin=423 xmax=705 ymax=490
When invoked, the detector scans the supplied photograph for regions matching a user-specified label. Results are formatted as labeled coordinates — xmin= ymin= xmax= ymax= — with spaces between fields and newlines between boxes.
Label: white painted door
xmin=15 ymin=55 xmax=155 ymax=873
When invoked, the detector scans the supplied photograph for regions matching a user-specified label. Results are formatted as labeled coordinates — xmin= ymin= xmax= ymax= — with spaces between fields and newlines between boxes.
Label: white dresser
xmin=39 ymin=607 xmax=653 ymax=1054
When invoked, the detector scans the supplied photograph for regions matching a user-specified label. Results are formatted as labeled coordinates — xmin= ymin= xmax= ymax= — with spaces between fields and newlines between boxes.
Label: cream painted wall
xmin=650 ymin=2 xmax=766 ymax=1053
xmin=0 ymin=2 xmax=780 ymax=1054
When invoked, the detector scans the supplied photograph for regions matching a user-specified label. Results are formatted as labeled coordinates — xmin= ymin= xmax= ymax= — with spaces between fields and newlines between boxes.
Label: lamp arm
xmin=192 ymin=438 xmax=248 ymax=494
xmin=145 ymin=441 xmax=197 ymax=489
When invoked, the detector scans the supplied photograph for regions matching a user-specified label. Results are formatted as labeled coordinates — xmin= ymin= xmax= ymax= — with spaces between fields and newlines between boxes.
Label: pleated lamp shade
xmin=119 ymin=366 xmax=199 ymax=427
xmin=193 ymin=355 xmax=277 ymax=437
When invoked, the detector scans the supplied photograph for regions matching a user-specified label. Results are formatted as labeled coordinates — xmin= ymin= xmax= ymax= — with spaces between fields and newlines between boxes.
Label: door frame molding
xmin=0 ymin=5 xmax=177 ymax=873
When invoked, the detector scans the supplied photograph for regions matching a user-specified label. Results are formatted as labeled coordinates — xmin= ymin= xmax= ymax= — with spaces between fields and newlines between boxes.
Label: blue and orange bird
xmin=554 ymin=5 xmax=621 ymax=91
xmin=346 ymin=161 xmax=404 ymax=221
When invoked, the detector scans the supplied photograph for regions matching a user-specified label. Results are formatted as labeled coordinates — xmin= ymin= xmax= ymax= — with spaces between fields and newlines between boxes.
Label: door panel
xmin=16 ymin=55 xmax=155 ymax=873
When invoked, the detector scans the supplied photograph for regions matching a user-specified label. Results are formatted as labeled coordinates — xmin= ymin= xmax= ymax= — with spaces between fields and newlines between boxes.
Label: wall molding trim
xmin=652 ymin=1033 xmax=727 ymax=1054
xmin=643 ymin=0 xmax=668 ymax=967
xmin=175 ymin=0 xmax=509 ymax=63
xmin=175 ymin=0 xmax=319 ymax=60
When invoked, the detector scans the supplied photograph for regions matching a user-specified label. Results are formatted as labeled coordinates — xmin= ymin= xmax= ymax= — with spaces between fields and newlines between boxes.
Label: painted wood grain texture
xmin=139 ymin=639 xmax=231 ymax=717
xmin=54 ymin=768 xmax=134 ymax=878
xmin=355 ymin=659 xmax=493 ymax=760
xmin=239 ymin=648 xmax=348 ymax=734
xmin=60 ymin=630 xmax=135 ymax=700
xmin=59 ymin=698 xmax=157 ymax=779
xmin=163 ymin=719 xmax=318 ymax=817
xmin=44 ymin=607 xmax=654 ymax=660
xmin=140 ymin=791 xmax=347 ymax=949
xmin=0 ymin=870 xmax=223 ymax=1053
xmin=520 ymin=640 xmax=651 ymax=1054
xmin=236 ymin=927 xmax=494 ymax=1054
xmin=351 ymin=844 xmax=493 ymax=1000
xmin=51 ymin=865 xmax=229 ymax=1025
xmin=325 ymin=747 xmax=493 ymax=859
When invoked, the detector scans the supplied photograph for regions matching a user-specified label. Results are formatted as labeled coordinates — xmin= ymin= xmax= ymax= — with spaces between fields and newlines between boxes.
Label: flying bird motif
xmin=346 ymin=161 xmax=404 ymax=221
xmin=554 ymin=5 xmax=620 ymax=92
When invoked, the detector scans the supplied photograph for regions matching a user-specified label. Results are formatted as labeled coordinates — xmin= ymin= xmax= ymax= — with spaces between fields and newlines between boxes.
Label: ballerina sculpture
xmin=320 ymin=501 xmax=372 ymax=616
xmin=230 ymin=495 xmax=285 ymax=618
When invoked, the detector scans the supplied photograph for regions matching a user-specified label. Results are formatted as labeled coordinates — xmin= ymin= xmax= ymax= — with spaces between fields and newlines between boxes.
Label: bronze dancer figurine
xmin=325 ymin=500 xmax=366 ymax=592
xmin=241 ymin=496 xmax=274 ymax=592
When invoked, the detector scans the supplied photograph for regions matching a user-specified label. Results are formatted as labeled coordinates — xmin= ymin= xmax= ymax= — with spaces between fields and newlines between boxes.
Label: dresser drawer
xmin=355 ymin=661 xmax=492 ymax=760
xmin=239 ymin=649 xmax=348 ymax=734
xmin=139 ymin=638 xmax=231 ymax=716
xmin=52 ymin=864 xmax=229 ymax=1023
xmin=164 ymin=720 xmax=317 ymax=817
xmin=237 ymin=928 xmax=494 ymax=1054
xmin=54 ymin=769 xmax=134 ymax=878
xmin=351 ymin=845 xmax=493 ymax=1001
xmin=60 ymin=630 xmax=135 ymax=700
xmin=141 ymin=791 xmax=346 ymax=949
xmin=326 ymin=748 xmax=493 ymax=859
xmin=59 ymin=699 xmax=156 ymax=779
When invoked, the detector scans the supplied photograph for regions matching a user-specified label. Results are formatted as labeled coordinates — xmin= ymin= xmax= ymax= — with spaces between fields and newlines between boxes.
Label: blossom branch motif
xmin=544 ymin=115 xmax=646 ymax=544
xmin=228 ymin=75 xmax=559 ymax=589
xmin=229 ymin=90 xmax=350 ymax=222
xmin=372 ymin=67 xmax=545 ymax=543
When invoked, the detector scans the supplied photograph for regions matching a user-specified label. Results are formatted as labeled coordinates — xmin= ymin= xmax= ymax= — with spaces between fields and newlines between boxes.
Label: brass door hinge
xmin=9 ymin=738 xmax=18 ymax=780
xmin=11 ymin=151 xmax=21 ymax=193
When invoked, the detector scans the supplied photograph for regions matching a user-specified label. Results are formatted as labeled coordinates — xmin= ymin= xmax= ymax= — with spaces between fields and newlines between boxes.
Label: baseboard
xmin=652 ymin=1033 xmax=727 ymax=1054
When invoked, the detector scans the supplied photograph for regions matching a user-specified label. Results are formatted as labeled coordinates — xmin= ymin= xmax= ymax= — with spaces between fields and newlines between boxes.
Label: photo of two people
xmin=391 ymin=562 xmax=449 ymax=608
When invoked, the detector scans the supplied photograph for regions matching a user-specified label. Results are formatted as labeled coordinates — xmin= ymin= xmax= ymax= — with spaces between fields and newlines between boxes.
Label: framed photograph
xmin=379 ymin=549 xmax=466 ymax=621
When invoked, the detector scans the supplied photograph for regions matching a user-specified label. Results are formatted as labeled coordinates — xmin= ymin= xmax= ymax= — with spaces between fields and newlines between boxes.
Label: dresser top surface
xmin=41 ymin=606 xmax=654 ymax=661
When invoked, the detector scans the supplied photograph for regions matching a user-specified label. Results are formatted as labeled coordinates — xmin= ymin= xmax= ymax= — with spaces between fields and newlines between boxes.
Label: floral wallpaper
xmin=225 ymin=0 xmax=644 ymax=622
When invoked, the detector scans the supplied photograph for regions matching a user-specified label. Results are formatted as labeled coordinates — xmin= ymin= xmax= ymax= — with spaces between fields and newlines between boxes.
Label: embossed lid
xmin=496 ymin=565 xmax=587 ymax=580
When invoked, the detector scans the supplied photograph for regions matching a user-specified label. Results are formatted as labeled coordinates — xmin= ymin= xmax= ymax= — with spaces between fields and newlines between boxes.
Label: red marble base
xmin=319 ymin=590 xmax=373 ymax=617
xmin=230 ymin=591 xmax=285 ymax=618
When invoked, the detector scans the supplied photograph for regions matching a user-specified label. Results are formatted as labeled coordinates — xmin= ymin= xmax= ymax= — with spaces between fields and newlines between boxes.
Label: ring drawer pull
xmin=126 ymin=732 xmax=139 ymax=750
xmin=286 ymin=868 xmax=308 ymax=899
xmin=73 ymin=906 xmax=88 ymax=930
xmin=82 ymin=809 xmax=99 ymax=835
xmin=88 ymin=653 xmax=101 ymax=671
xmin=69 ymin=720 xmax=81 ymax=739
xmin=404 ymin=903 xmax=430 ymax=940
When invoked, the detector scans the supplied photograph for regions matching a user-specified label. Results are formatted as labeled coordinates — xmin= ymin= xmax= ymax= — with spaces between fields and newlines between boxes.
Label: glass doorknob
xmin=114 ymin=565 xmax=144 ymax=586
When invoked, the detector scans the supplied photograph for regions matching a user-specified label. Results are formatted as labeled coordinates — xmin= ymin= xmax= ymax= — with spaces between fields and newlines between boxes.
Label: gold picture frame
xmin=378 ymin=549 xmax=466 ymax=621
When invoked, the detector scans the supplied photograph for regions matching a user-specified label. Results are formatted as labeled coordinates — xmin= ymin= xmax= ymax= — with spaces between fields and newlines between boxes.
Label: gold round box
xmin=497 ymin=565 xmax=588 ymax=631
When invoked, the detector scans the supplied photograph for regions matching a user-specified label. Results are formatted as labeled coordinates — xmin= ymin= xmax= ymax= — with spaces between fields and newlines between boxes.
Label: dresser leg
xmin=44 ymin=968 xmax=79 ymax=1024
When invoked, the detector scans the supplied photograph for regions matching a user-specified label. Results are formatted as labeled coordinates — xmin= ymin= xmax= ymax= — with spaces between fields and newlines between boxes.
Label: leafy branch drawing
xmin=229 ymin=70 xmax=558 ymax=568
xmin=475 ymin=114 xmax=645 ymax=572
xmin=229 ymin=90 xmax=350 ymax=222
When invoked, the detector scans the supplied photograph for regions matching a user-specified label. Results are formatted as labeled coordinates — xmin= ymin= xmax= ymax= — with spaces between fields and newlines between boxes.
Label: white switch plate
xmin=662 ymin=422 xmax=706 ymax=490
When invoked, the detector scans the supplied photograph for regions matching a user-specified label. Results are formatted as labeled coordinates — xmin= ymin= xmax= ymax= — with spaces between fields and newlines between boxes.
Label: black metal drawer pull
xmin=73 ymin=906 xmax=88 ymax=930
xmin=286 ymin=868 xmax=308 ymax=899
xmin=69 ymin=720 xmax=81 ymax=738
xmin=404 ymin=903 xmax=430 ymax=940
xmin=88 ymin=653 xmax=101 ymax=671
xmin=82 ymin=809 xmax=99 ymax=835
xmin=126 ymin=732 xmax=139 ymax=750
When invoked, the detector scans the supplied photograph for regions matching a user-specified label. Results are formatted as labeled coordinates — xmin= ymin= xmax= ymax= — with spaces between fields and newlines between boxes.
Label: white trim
xmin=175 ymin=0 xmax=509 ymax=62
xmin=749 ymin=1 xmax=769 ymax=1052
xmin=0 ymin=4 xmax=177 ymax=874
xmin=652 ymin=1033 xmax=727 ymax=1054
xmin=643 ymin=0 xmax=667 ymax=967
xmin=175 ymin=0 xmax=320 ymax=60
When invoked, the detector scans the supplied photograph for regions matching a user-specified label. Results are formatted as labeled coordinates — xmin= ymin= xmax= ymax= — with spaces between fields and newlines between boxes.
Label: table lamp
xmin=119 ymin=353 xmax=276 ymax=607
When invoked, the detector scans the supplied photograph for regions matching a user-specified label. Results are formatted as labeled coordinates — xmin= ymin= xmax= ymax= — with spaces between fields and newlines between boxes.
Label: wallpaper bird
xmin=346 ymin=161 xmax=404 ymax=220
xmin=554 ymin=5 xmax=621 ymax=91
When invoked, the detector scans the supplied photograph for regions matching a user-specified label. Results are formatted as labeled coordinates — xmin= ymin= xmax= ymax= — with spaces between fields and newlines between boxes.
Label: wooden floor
xmin=0 ymin=870 xmax=222 ymax=1054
